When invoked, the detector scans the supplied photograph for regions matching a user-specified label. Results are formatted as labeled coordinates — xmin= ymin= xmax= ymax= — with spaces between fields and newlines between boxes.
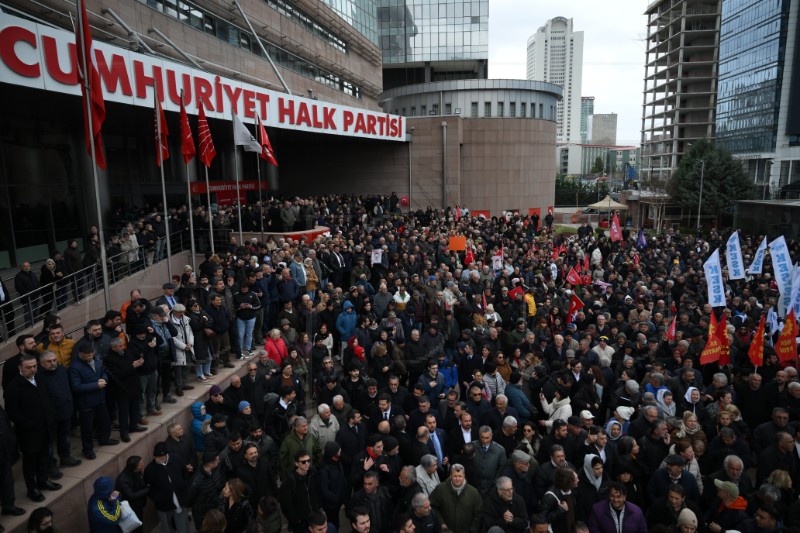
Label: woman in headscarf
xmin=576 ymin=454 xmax=610 ymax=521
xmin=655 ymin=389 xmax=677 ymax=418
xmin=678 ymin=387 xmax=709 ymax=429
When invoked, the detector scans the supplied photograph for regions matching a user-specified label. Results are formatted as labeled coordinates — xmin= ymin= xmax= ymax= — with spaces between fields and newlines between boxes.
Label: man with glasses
xmin=279 ymin=451 xmax=322 ymax=533
xmin=483 ymin=476 xmax=528 ymax=533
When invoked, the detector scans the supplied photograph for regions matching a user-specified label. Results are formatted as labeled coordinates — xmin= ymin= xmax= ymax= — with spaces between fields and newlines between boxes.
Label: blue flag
xmin=637 ymin=229 xmax=647 ymax=249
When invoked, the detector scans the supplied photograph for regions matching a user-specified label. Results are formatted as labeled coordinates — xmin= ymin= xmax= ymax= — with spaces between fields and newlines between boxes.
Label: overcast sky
xmin=488 ymin=0 xmax=649 ymax=145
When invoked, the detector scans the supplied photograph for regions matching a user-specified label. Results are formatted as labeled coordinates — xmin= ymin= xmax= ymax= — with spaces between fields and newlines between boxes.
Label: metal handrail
xmin=0 ymin=231 xmax=187 ymax=342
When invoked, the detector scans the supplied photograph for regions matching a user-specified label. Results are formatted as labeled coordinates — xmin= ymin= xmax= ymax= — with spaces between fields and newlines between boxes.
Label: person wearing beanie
xmin=204 ymin=384 xmax=226 ymax=417
xmin=87 ymin=476 xmax=121 ymax=533
xmin=229 ymin=401 xmax=259 ymax=437
xmin=115 ymin=456 xmax=148 ymax=533
xmin=318 ymin=441 xmax=348 ymax=529
xmin=143 ymin=442 xmax=190 ymax=533
xmin=677 ymin=507 xmax=698 ymax=533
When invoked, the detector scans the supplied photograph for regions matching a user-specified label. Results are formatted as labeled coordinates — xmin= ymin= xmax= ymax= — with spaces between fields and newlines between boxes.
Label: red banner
xmin=567 ymin=294 xmax=585 ymax=324
xmin=189 ymin=180 xmax=268 ymax=206
xmin=776 ymin=309 xmax=798 ymax=362
xmin=749 ymin=316 xmax=766 ymax=367
xmin=610 ymin=213 xmax=622 ymax=242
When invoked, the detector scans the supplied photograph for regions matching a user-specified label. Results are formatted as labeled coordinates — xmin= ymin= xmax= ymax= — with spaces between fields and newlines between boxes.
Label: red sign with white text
xmin=0 ymin=13 xmax=405 ymax=141
xmin=190 ymin=180 xmax=268 ymax=207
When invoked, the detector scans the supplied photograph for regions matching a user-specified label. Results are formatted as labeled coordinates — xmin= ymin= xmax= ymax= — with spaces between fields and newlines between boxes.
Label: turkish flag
xmin=610 ymin=213 xmax=622 ymax=242
xmin=197 ymin=103 xmax=217 ymax=168
xmin=75 ymin=0 xmax=106 ymax=169
xmin=748 ymin=315 xmax=766 ymax=367
xmin=666 ymin=316 xmax=677 ymax=341
xmin=180 ymin=100 xmax=195 ymax=164
xmin=464 ymin=249 xmax=474 ymax=266
xmin=509 ymin=286 xmax=524 ymax=299
xmin=154 ymin=98 xmax=169 ymax=167
xmin=776 ymin=309 xmax=798 ymax=362
xmin=566 ymin=267 xmax=581 ymax=286
xmin=567 ymin=294 xmax=584 ymax=324
xmin=257 ymin=115 xmax=278 ymax=166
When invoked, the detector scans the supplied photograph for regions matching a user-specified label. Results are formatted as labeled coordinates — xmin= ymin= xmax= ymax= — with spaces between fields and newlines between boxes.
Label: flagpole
xmin=256 ymin=153 xmax=265 ymax=244
xmin=205 ymin=165 xmax=215 ymax=254
xmin=77 ymin=0 xmax=110 ymax=311
xmin=156 ymin=87 xmax=173 ymax=279
xmin=181 ymin=90 xmax=197 ymax=271
xmin=231 ymin=117 xmax=244 ymax=245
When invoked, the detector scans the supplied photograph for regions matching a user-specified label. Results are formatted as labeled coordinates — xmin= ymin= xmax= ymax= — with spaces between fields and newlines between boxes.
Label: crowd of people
xmin=1 ymin=193 xmax=800 ymax=533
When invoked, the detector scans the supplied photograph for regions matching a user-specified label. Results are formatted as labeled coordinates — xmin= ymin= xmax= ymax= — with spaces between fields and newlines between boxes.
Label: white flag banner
xmin=790 ymin=265 xmax=800 ymax=317
xmin=371 ymin=248 xmax=383 ymax=266
xmin=233 ymin=114 xmax=260 ymax=152
xmin=726 ymin=231 xmax=745 ymax=280
xmin=492 ymin=254 xmax=503 ymax=271
xmin=769 ymin=236 xmax=793 ymax=316
xmin=748 ymin=236 xmax=768 ymax=274
xmin=703 ymin=248 xmax=726 ymax=308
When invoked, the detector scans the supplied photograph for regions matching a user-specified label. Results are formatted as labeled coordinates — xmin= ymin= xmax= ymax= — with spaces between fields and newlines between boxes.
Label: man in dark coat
xmin=482 ymin=475 xmax=529 ymax=533
xmin=184 ymin=451 xmax=224 ymax=530
xmin=0 ymin=403 xmax=24 ymax=515
xmin=37 ymin=351 xmax=81 ymax=468
xmin=14 ymin=261 xmax=39 ymax=327
xmin=104 ymin=337 xmax=146 ymax=442
xmin=142 ymin=442 xmax=190 ymax=533
xmin=69 ymin=343 xmax=118 ymax=459
xmin=279 ymin=450 xmax=322 ymax=533
xmin=4 ymin=354 xmax=61 ymax=503
xmin=756 ymin=431 xmax=798 ymax=486
xmin=348 ymin=471 xmax=394 ymax=533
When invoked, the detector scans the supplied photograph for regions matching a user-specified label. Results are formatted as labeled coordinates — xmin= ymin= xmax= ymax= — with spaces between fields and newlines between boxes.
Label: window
xmin=432 ymin=104 xmax=439 ymax=115
xmin=520 ymin=102 xmax=526 ymax=118
xmin=421 ymin=105 xmax=428 ymax=115
xmin=484 ymin=102 xmax=491 ymax=117
xmin=509 ymin=102 xmax=516 ymax=117
xmin=497 ymin=102 xmax=504 ymax=118
xmin=445 ymin=103 xmax=452 ymax=115
xmin=471 ymin=102 xmax=478 ymax=117
xmin=410 ymin=106 xmax=416 ymax=117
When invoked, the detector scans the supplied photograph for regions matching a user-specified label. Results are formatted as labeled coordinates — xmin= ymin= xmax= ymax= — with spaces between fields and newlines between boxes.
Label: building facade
xmin=377 ymin=0 xmax=489 ymax=90
xmin=716 ymin=0 xmax=800 ymax=198
xmin=588 ymin=113 xmax=618 ymax=145
xmin=580 ymin=96 xmax=595 ymax=143
xmin=640 ymin=0 xmax=720 ymax=181
xmin=526 ymin=17 xmax=584 ymax=143
xmin=0 ymin=0 xmax=403 ymax=267
xmin=379 ymin=79 xmax=562 ymax=213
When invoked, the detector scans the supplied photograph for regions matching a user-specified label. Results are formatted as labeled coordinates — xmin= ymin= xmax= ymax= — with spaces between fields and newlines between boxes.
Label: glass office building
xmin=377 ymin=0 xmax=489 ymax=89
xmin=321 ymin=0 xmax=380 ymax=44
xmin=716 ymin=0 xmax=791 ymax=154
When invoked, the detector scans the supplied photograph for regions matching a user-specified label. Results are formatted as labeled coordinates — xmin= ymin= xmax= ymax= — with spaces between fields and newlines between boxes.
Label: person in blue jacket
xmin=87 ymin=476 xmax=122 ymax=533
xmin=191 ymin=401 xmax=212 ymax=452
xmin=336 ymin=301 xmax=358 ymax=352
xmin=435 ymin=351 xmax=459 ymax=391
xmin=505 ymin=371 xmax=533 ymax=421
xmin=69 ymin=342 xmax=118 ymax=460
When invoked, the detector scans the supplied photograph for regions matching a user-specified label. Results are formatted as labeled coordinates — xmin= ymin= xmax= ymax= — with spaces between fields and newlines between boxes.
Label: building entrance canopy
xmin=0 ymin=12 xmax=405 ymax=141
